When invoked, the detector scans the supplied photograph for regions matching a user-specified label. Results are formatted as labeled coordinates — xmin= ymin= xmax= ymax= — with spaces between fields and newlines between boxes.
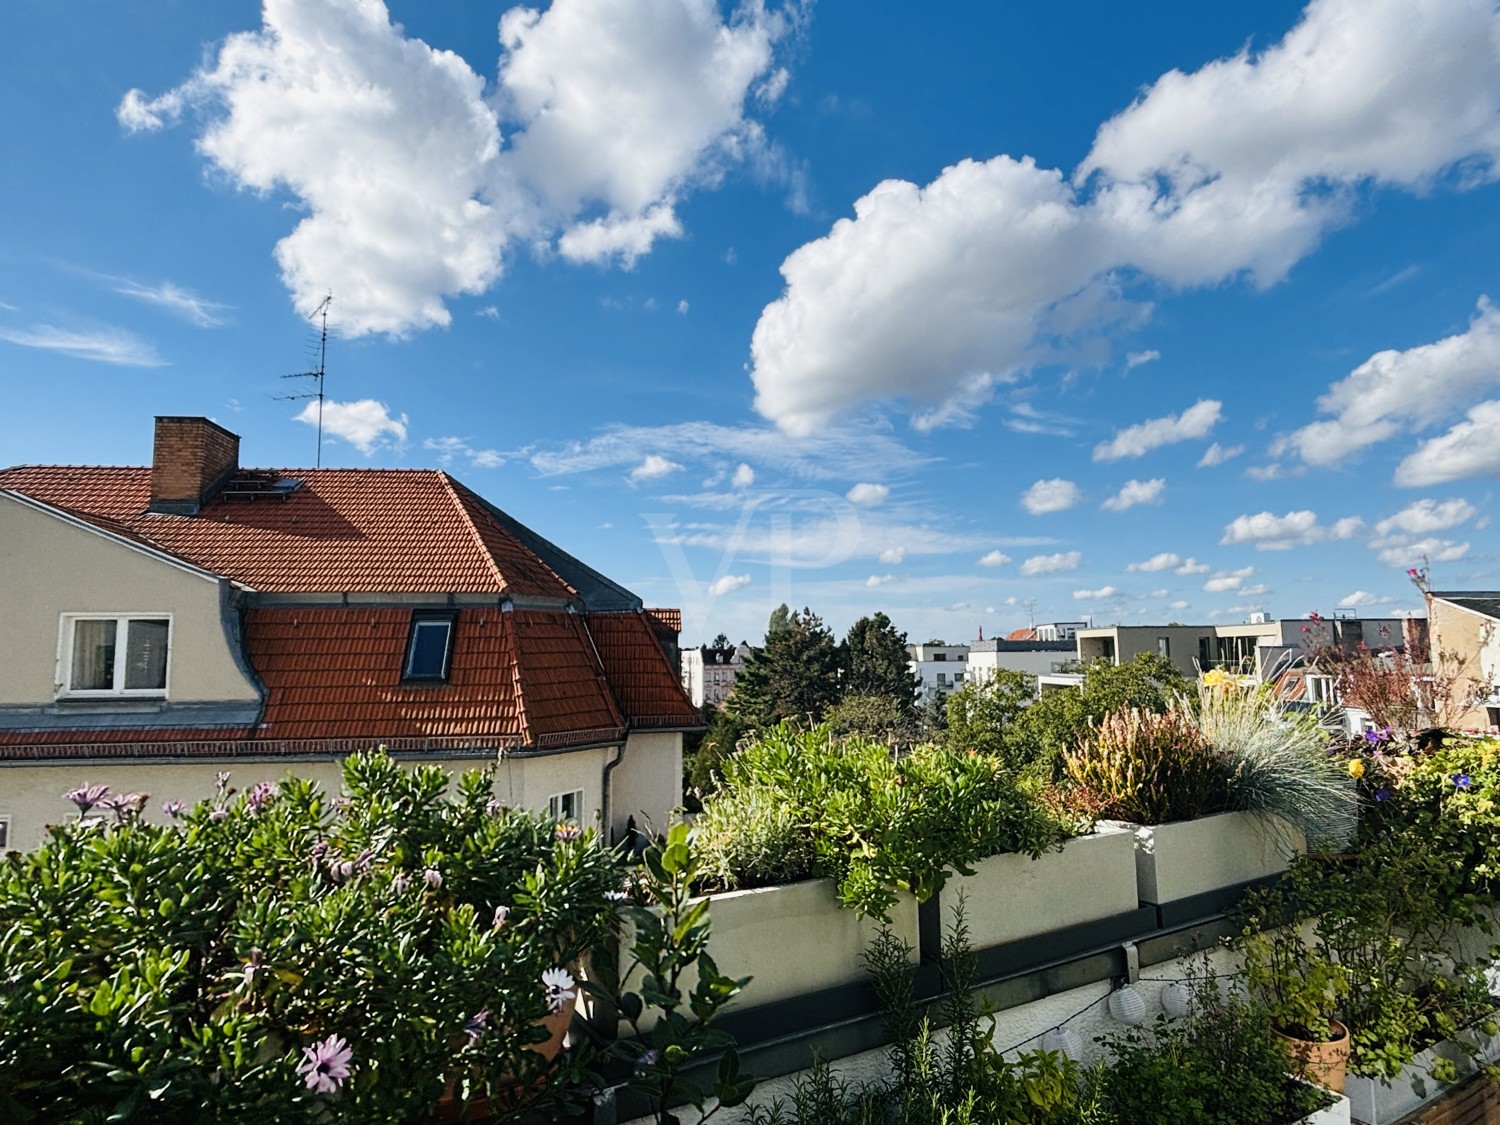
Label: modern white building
xmin=906 ymin=642 xmax=969 ymax=702
xmin=966 ymin=638 xmax=1077 ymax=683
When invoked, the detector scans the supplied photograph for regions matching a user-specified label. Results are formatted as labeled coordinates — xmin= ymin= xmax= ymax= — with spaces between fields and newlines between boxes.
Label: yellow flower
xmin=1203 ymin=668 xmax=1230 ymax=688
xmin=1347 ymin=759 xmax=1365 ymax=779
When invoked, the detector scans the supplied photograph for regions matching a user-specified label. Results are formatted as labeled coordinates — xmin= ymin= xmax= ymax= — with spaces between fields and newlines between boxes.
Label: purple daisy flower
xmin=423 ymin=867 xmax=443 ymax=889
xmin=296 ymin=1034 xmax=353 ymax=1095
xmin=209 ymin=807 xmax=229 ymax=823
xmin=464 ymin=1009 xmax=490 ymax=1045
xmin=542 ymin=967 xmax=576 ymax=1014
xmin=246 ymin=780 xmax=280 ymax=813
xmin=492 ymin=904 xmax=510 ymax=929
xmin=161 ymin=799 xmax=187 ymax=819
xmin=64 ymin=783 xmax=110 ymax=816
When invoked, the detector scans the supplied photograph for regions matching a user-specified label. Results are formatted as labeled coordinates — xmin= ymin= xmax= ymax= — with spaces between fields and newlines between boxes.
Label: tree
xmin=727 ymin=607 xmax=840 ymax=729
xmin=710 ymin=632 xmax=731 ymax=652
xmin=767 ymin=604 xmax=792 ymax=635
xmin=840 ymin=612 xmax=919 ymax=710
xmin=943 ymin=670 xmax=1036 ymax=759
xmin=825 ymin=693 xmax=921 ymax=747
xmin=1016 ymin=654 xmax=1192 ymax=764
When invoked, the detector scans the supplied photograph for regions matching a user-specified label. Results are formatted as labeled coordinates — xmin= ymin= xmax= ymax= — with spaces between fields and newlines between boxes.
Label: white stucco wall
xmin=609 ymin=730 xmax=682 ymax=837
xmin=0 ymin=494 xmax=259 ymax=707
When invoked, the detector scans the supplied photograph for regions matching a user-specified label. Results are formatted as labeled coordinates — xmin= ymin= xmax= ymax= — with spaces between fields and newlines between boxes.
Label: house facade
xmin=1426 ymin=592 xmax=1500 ymax=731
xmin=0 ymin=416 xmax=701 ymax=851
xmin=680 ymin=642 xmax=751 ymax=708
xmin=905 ymin=642 xmax=970 ymax=702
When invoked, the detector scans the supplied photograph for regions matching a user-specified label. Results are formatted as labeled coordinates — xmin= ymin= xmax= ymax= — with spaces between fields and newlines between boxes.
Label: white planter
xmin=622 ymin=877 xmax=920 ymax=1018
xmin=1344 ymin=1026 xmax=1500 ymax=1124
xmin=1292 ymin=1089 xmax=1351 ymax=1125
xmin=1127 ymin=810 xmax=1304 ymax=905
xmin=939 ymin=825 xmax=1140 ymax=945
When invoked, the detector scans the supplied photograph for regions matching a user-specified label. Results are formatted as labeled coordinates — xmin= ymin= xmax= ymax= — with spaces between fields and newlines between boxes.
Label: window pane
xmin=71 ymin=619 xmax=117 ymax=690
xmin=405 ymin=619 xmax=452 ymax=679
xmin=124 ymin=619 xmax=169 ymax=690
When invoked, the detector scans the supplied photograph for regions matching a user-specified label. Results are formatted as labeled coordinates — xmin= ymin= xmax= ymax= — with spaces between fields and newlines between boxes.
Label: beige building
xmin=1426 ymin=592 xmax=1500 ymax=731
xmin=0 ymin=416 xmax=700 ymax=851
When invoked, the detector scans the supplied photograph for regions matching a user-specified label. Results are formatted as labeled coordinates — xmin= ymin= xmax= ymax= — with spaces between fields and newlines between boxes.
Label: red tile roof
xmin=588 ymin=612 xmax=702 ymax=729
xmin=645 ymin=608 xmax=682 ymax=634
xmin=0 ymin=466 xmax=575 ymax=596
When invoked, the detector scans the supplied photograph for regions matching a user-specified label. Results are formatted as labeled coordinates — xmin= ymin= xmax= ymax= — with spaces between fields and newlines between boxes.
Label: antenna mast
xmin=277 ymin=294 xmax=333 ymax=468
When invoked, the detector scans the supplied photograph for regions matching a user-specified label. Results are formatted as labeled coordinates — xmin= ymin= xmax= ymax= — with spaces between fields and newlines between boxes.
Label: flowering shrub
xmin=1062 ymin=704 xmax=1228 ymax=825
xmin=694 ymin=724 xmax=1074 ymax=919
xmin=0 ymin=750 xmax=621 ymax=1123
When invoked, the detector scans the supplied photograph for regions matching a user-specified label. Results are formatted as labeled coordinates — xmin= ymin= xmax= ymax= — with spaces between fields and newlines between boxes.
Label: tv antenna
xmin=1023 ymin=598 xmax=1037 ymax=629
xmin=277 ymin=293 xmax=333 ymax=468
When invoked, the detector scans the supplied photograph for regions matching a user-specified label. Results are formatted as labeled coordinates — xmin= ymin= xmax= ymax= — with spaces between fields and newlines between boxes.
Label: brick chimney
xmin=148 ymin=416 xmax=240 ymax=515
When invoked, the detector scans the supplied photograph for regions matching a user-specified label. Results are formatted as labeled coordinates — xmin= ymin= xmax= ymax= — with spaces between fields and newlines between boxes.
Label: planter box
xmin=1292 ymin=1089 xmax=1351 ymax=1125
xmin=1344 ymin=1026 xmax=1500 ymax=1124
xmin=939 ymin=825 xmax=1140 ymax=946
xmin=1126 ymin=811 xmax=1304 ymax=906
xmin=621 ymin=878 xmax=920 ymax=1018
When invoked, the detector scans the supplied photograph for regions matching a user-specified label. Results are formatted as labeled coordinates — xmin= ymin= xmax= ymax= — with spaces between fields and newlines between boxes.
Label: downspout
xmin=601 ymin=730 xmax=629 ymax=846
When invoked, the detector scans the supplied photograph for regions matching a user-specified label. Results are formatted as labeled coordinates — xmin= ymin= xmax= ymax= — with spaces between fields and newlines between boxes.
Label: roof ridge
xmin=437 ymin=471 xmax=509 ymax=592
xmin=446 ymin=476 xmax=579 ymax=598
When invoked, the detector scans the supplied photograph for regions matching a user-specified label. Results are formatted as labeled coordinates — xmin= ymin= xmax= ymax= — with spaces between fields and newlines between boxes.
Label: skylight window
xmin=403 ymin=612 xmax=455 ymax=682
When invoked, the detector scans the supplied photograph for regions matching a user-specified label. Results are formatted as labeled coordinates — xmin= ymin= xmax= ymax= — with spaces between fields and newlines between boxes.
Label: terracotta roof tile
xmin=587 ymin=612 xmax=703 ymax=729
xmin=0 ymin=466 xmax=575 ymax=596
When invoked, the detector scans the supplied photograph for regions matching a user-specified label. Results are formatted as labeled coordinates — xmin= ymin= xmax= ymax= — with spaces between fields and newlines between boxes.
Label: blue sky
xmin=2 ymin=0 xmax=1498 ymax=646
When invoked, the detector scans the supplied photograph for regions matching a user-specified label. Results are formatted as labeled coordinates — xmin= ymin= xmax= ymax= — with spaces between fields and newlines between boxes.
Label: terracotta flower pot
xmin=432 ymin=1007 xmax=572 ymax=1123
xmin=1275 ymin=1017 xmax=1351 ymax=1094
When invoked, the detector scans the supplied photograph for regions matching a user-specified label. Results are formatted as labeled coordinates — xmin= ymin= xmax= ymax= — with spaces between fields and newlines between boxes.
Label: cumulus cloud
xmin=1204 ymin=566 xmax=1256 ymax=593
xmin=1198 ymin=442 xmax=1244 ymax=467
xmin=1021 ymin=551 xmax=1082 ymax=576
xmin=299 ymin=397 xmax=408 ymax=453
xmin=846 ymin=482 xmax=890 ymax=506
xmin=1175 ymin=557 xmax=1210 ymax=575
xmin=707 ymin=573 xmax=751 ymax=596
xmin=1396 ymin=400 xmax=1500 ymax=485
xmin=1127 ymin=552 xmax=1181 ymax=572
xmin=1338 ymin=590 xmax=1392 ymax=607
xmin=1125 ymin=349 xmax=1160 ymax=369
xmin=1101 ymin=477 xmax=1165 ymax=511
xmin=978 ymin=550 xmax=1012 ymax=567
xmin=1220 ymin=510 xmax=1363 ymax=549
xmin=0 ymin=323 xmax=164 ymax=367
xmin=1093 ymin=400 xmax=1222 ymax=461
xmin=1021 ymin=478 xmax=1082 ymax=514
xmin=1373 ymin=536 xmax=1471 ymax=567
xmin=749 ymin=0 xmax=1500 ymax=434
xmin=731 ymin=462 xmax=755 ymax=488
xmin=1073 ymin=585 xmax=1120 ymax=599
xmin=119 ymin=0 xmax=799 ymax=334
xmin=878 ymin=545 xmax=907 ymax=565
xmin=630 ymin=454 xmax=684 ymax=481
xmin=1374 ymin=497 xmax=1477 ymax=535
xmin=866 ymin=573 xmax=894 ymax=587
xmin=424 ymin=435 xmax=504 ymax=468
xmin=1282 ymin=298 xmax=1500 ymax=471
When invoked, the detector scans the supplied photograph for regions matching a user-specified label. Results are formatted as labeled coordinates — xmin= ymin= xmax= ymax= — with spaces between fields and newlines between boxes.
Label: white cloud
xmin=1073 ymin=585 xmax=1120 ymax=599
xmin=120 ymin=0 xmax=797 ymax=334
xmin=878 ymin=545 xmax=907 ymax=565
xmin=1128 ymin=552 xmax=1181 ymax=572
xmin=299 ymin=397 xmax=408 ymax=453
xmin=677 ymin=299 xmax=690 ymax=315
xmin=846 ymin=482 xmax=890 ymax=507
xmin=1198 ymin=442 xmax=1244 ymax=467
xmin=1021 ymin=551 xmax=1082 ymax=576
xmin=707 ymin=573 xmax=751 ymax=596
xmin=731 ymin=462 xmax=755 ymax=488
xmin=1168 ymin=599 xmax=1190 ymax=611
xmin=424 ymin=435 xmax=504 ymax=469
xmin=1283 ymin=298 xmax=1500 ymax=469
xmin=1101 ymin=477 xmax=1165 ymax=511
xmin=0 ymin=323 xmax=164 ymax=367
xmin=1175 ymin=557 xmax=1210 ymax=575
xmin=1220 ymin=509 xmax=1363 ymax=550
xmin=1373 ymin=536 xmax=1471 ymax=567
xmin=1204 ymin=566 xmax=1256 ymax=593
xmin=978 ymin=550 xmax=1012 ymax=568
xmin=1374 ymin=497 xmax=1477 ymax=535
xmin=1125 ymin=349 xmax=1160 ymax=369
xmin=750 ymin=0 xmax=1500 ymax=434
xmin=1338 ymin=590 xmax=1392 ymax=607
xmin=629 ymin=454 xmax=684 ymax=481
xmin=1396 ymin=400 xmax=1500 ymax=486
xmin=866 ymin=574 xmax=894 ymax=587
xmin=1093 ymin=400 xmax=1222 ymax=461
xmin=113 ymin=279 xmax=229 ymax=327
xmin=1021 ymin=478 xmax=1082 ymax=514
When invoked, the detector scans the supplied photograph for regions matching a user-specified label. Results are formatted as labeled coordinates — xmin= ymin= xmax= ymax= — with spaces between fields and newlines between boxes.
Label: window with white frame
xmin=0 ymin=817 xmax=9 ymax=850
xmin=548 ymin=789 xmax=584 ymax=823
xmin=62 ymin=615 xmax=170 ymax=695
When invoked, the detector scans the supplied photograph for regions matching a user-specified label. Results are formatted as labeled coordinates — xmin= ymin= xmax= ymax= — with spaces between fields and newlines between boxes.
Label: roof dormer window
xmin=403 ymin=612 xmax=456 ymax=682
xmin=61 ymin=615 xmax=171 ymax=697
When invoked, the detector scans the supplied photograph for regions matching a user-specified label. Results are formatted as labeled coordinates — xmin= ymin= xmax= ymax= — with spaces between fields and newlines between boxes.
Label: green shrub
xmin=693 ymin=787 xmax=818 ymax=890
xmin=1062 ymin=704 xmax=1229 ymax=825
xmin=696 ymin=724 xmax=1075 ymax=919
xmin=0 ymin=750 xmax=621 ymax=1123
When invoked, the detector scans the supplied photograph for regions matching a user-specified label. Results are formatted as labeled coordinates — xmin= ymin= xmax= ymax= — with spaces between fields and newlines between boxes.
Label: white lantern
xmin=1041 ymin=1026 xmax=1084 ymax=1059
xmin=1160 ymin=980 xmax=1191 ymax=1019
xmin=1108 ymin=984 xmax=1148 ymax=1026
